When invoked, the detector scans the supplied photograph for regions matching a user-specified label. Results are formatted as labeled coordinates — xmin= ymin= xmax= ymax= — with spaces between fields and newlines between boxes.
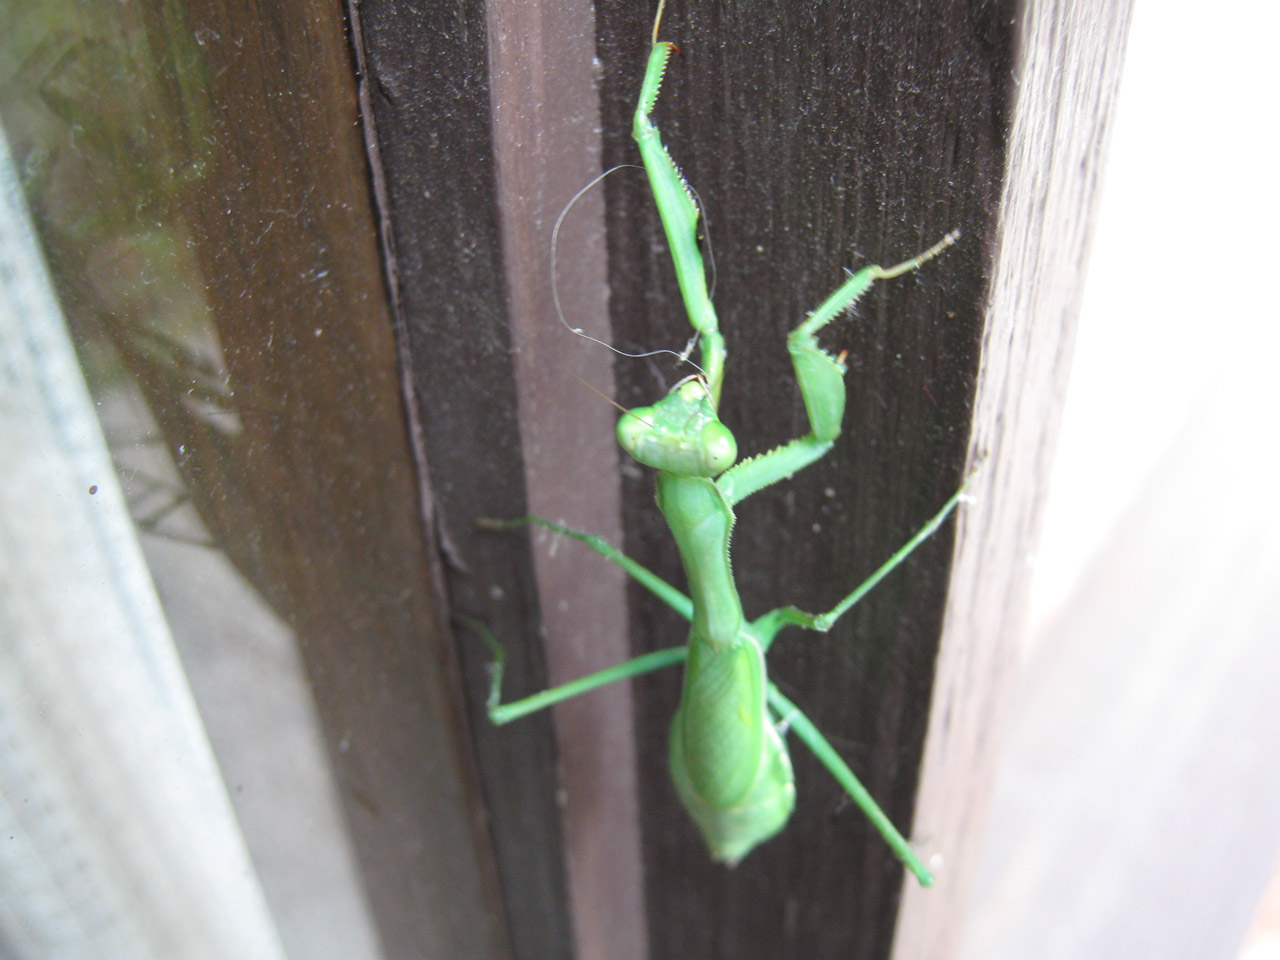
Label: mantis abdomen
xmin=671 ymin=638 xmax=796 ymax=864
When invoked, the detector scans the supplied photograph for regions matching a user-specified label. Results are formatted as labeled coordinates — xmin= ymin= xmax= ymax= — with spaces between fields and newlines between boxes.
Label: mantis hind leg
xmin=766 ymin=684 xmax=935 ymax=886
xmin=745 ymin=471 xmax=978 ymax=878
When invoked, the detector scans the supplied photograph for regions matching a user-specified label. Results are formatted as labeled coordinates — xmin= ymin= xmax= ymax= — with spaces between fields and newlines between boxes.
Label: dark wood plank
xmin=348 ymin=2 xmax=575 ymax=958
xmin=592 ymin=4 xmax=1012 ymax=958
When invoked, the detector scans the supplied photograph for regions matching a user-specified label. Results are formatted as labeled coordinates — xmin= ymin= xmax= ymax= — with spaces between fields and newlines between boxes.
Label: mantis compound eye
xmin=615 ymin=404 xmax=656 ymax=461
xmin=699 ymin=421 xmax=737 ymax=474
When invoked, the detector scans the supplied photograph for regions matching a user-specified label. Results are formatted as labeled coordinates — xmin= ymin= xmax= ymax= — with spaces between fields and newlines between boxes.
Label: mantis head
xmin=617 ymin=378 xmax=737 ymax=478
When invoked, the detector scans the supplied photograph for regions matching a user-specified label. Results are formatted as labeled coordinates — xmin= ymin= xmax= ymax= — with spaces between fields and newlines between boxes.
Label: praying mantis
xmin=474 ymin=3 xmax=972 ymax=887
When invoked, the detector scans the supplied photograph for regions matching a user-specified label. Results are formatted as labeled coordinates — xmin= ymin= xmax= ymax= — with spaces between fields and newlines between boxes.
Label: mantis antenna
xmin=550 ymin=162 xmax=709 ymax=381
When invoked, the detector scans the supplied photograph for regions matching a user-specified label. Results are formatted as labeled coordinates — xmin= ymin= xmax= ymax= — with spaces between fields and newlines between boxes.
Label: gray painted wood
xmin=895 ymin=2 xmax=1136 ymax=956
xmin=961 ymin=2 xmax=1280 ymax=955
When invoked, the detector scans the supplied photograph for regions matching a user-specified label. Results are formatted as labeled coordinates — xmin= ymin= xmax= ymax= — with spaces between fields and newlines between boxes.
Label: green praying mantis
xmin=473 ymin=4 xmax=973 ymax=887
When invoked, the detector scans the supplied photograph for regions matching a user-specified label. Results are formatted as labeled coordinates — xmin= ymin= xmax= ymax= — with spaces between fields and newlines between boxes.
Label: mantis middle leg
xmin=750 ymin=472 xmax=977 ymax=651
xmin=471 ymin=515 xmax=695 ymax=724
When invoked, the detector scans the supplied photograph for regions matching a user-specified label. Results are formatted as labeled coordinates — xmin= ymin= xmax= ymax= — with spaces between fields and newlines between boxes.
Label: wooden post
xmin=355 ymin=0 xmax=1132 ymax=957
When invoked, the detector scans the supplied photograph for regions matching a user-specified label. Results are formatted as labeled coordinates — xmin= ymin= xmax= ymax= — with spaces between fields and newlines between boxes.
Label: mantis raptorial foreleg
xmin=718 ymin=232 xmax=959 ymax=506
xmin=473 ymin=4 xmax=970 ymax=886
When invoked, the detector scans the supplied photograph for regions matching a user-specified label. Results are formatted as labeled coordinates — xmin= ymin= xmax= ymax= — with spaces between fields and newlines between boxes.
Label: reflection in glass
xmin=1 ymin=4 xmax=384 ymax=958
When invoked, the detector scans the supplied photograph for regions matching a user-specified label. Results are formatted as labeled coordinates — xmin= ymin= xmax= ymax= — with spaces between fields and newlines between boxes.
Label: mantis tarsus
xmin=474 ymin=7 xmax=971 ymax=887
